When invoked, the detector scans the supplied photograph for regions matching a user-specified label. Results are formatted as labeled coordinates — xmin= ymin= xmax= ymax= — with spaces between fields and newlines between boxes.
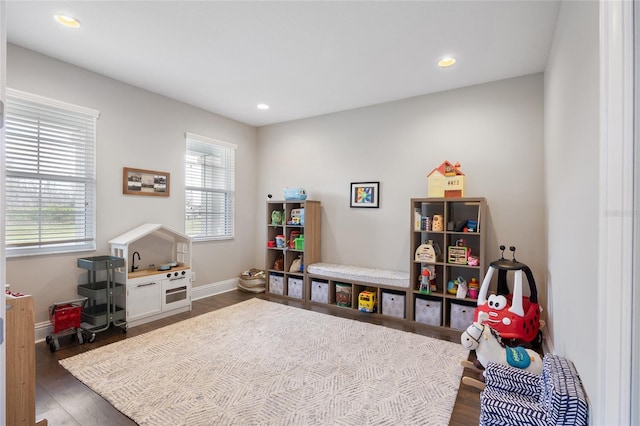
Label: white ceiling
xmin=6 ymin=1 xmax=560 ymax=127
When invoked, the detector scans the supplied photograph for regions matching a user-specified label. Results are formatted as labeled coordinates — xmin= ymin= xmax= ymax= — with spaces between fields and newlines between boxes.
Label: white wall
xmin=257 ymin=74 xmax=546 ymax=306
xmin=6 ymin=44 xmax=259 ymax=323
xmin=544 ymin=0 xmax=599 ymax=414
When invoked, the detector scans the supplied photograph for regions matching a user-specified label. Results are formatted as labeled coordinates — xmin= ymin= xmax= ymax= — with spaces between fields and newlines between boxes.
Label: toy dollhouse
xmin=427 ymin=161 xmax=465 ymax=198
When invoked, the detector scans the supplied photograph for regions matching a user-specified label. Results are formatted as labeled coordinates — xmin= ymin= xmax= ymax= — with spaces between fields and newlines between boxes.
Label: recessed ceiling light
xmin=257 ymin=103 xmax=269 ymax=110
xmin=54 ymin=14 xmax=81 ymax=29
xmin=438 ymin=57 xmax=456 ymax=68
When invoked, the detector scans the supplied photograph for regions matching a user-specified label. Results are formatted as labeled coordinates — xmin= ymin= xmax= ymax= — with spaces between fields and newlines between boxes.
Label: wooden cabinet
xmin=265 ymin=200 xmax=321 ymax=298
xmin=410 ymin=197 xmax=486 ymax=329
xmin=6 ymin=295 xmax=47 ymax=426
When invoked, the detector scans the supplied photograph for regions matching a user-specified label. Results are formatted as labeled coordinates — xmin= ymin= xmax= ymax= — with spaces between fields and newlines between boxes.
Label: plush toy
xmin=273 ymin=254 xmax=284 ymax=271
xmin=271 ymin=210 xmax=283 ymax=226
xmin=460 ymin=313 xmax=543 ymax=376
xmin=289 ymin=255 xmax=303 ymax=272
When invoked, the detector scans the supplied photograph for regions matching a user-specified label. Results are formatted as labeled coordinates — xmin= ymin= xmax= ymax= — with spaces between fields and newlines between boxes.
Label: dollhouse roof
xmin=427 ymin=161 xmax=465 ymax=177
xmin=108 ymin=223 xmax=191 ymax=246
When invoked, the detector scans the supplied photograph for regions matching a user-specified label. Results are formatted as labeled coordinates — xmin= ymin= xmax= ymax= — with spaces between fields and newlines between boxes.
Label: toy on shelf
xmin=476 ymin=245 xmax=543 ymax=347
xmin=415 ymin=240 xmax=440 ymax=263
xmin=455 ymin=277 xmax=468 ymax=299
xmin=271 ymin=210 xmax=284 ymax=226
xmin=460 ymin=313 xmax=543 ymax=390
xmin=358 ymin=290 xmax=377 ymax=313
xmin=273 ymin=253 xmax=284 ymax=271
xmin=419 ymin=265 xmax=436 ymax=294
xmin=289 ymin=255 xmax=303 ymax=272
xmin=465 ymin=220 xmax=478 ymax=232
xmin=284 ymin=187 xmax=307 ymax=201
xmin=447 ymin=276 xmax=467 ymax=296
xmin=288 ymin=208 xmax=305 ymax=225
xmin=432 ymin=214 xmax=444 ymax=231
xmin=289 ymin=231 xmax=301 ymax=248
xmin=427 ymin=160 xmax=465 ymax=198
xmin=448 ymin=238 xmax=470 ymax=265
xmin=468 ymin=278 xmax=480 ymax=299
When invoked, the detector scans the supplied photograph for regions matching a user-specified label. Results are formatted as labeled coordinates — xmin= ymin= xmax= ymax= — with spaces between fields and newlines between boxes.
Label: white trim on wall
xmin=598 ymin=1 xmax=634 ymax=424
xmin=0 ymin=0 xmax=8 ymax=420
xmin=633 ymin=3 xmax=640 ymax=424
xmin=6 ymin=87 xmax=100 ymax=118
xmin=190 ymin=278 xmax=238 ymax=301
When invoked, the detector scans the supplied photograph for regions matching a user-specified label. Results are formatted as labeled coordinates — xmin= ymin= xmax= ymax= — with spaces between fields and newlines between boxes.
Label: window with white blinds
xmin=185 ymin=133 xmax=236 ymax=241
xmin=5 ymin=89 xmax=99 ymax=256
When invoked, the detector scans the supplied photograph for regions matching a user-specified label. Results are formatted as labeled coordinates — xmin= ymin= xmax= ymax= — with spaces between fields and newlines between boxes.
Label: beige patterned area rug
xmin=60 ymin=298 xmax=468 ymax=425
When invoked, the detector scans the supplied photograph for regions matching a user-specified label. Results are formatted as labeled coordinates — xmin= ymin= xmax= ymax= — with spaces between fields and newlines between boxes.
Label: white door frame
xmin=0 ymin=0 xmax=7 ymax=421
xmin=632 ymin=2 xmax=640 ymax=424
xmin=598 ymin=0 xmax=635 ymax=424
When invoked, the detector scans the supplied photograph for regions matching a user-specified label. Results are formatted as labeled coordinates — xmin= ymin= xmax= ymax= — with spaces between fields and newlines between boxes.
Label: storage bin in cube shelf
xmin=288 ymin=277 xmax=303 ymax=299
xmin=311 ymin=280 xmax=329 ymax=304
xmin=449 ymin=302 xmax=476 ymax=330
xmin=415 ymin=298 xmax=442 ymax=327
xmin=382 ymin=292 xmax=405 ymax=319
xmin=268 ymin=274 xmax=284 ymax=295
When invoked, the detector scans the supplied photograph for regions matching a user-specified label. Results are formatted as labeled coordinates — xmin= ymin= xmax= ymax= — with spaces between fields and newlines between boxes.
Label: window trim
xmin=5 ymin=89 xmax=99 ymax=257
xmin=185 ymin=132 xmax=237 ymax=242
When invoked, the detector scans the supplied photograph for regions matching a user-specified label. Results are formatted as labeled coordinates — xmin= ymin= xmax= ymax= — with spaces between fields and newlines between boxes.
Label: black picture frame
xmin=350 ymin=181 xmax=380 ymax=208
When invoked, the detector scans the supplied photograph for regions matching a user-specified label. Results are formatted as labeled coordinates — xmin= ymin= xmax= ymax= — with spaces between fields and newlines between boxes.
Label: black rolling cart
xmin=76 ymin=255 xmax=127 ymax=337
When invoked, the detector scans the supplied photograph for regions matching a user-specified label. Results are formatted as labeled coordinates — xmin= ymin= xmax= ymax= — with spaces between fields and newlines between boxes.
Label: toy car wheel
xmin=48 ymin=340 xmax=57 ymax=353
xmin=45 ymin=335 xmax=51 ymax=345
xmin=76 ymin=329 xmax=84 ymax=344
xmin=532 ymin=331 xmax=543 ymax=349
xmin=88 ymin=332 xmax=96 ymax=343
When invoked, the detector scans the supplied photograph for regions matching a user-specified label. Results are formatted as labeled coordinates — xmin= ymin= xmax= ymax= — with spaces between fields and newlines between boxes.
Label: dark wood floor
xmin=35 ymin=291 xmax=481 ymax=425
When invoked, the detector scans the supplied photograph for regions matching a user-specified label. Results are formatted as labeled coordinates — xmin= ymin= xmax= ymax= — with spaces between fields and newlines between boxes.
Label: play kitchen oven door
xmin=162 ymin=270 xmax=191 ymax=310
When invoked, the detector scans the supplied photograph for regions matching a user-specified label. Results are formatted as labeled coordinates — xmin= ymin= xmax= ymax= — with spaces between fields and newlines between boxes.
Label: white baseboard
xmin=35 ymin=321 xmax=54 ymax=343
xmin=191 ymin=278 xmax=238 ymax=300
xmin=35 ymin=278 xmax=239 ymax=343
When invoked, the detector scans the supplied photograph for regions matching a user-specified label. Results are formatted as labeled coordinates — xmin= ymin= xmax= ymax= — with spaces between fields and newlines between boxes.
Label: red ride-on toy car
xmin=475 ymin=245 xmax=543 ymax=348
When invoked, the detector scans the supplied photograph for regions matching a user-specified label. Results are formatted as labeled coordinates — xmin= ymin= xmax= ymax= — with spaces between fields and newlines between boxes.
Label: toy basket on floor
xmin=45 ymin=298 xmax=95 ymax=352
xmin=238 ymin=268 xmax=266 ymax=293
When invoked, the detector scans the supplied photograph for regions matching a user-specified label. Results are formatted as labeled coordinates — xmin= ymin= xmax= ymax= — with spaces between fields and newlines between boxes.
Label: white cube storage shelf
xmin=415 ymin=298 xmax=442 ymax=326
xmin=449 ymin=302 xmax=476 ymax=330
xmin=288 ymin=277 xmax=304 ymax=299
xmin=311 ymin=280 xmax=330 ymax=304
xmin=381 ymin=292 xmax=405 ymax=319
xmin=269 ymin=274 xmax=284 ymax=295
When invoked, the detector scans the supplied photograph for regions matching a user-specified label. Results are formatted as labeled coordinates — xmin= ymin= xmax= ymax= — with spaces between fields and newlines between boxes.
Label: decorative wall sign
xmin=350 ymin=181 xmax=380 ymax=208
xmin=123 ymin=167 xmax=170 ymax=197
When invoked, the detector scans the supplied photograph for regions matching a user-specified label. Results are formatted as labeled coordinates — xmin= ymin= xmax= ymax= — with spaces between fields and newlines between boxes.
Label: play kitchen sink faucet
xmin=131 ymin=251 xmax=141 ymax=272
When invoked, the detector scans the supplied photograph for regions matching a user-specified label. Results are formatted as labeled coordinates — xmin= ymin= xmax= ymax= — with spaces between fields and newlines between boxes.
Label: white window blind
xmin=185 ymin=133 xmax=236 ymax=241
xmin=5 ymin=89 xmax=98 ymax=256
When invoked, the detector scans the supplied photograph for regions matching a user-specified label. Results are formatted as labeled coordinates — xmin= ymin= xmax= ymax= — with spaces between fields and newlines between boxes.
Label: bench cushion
xmin=307 ymin=263 xmax=410 ymax=288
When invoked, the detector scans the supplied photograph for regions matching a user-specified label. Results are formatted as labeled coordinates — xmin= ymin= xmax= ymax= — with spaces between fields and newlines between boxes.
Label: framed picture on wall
xmin=350 ymin=181 xmax=380 ymax=208
xmin=123 ymin=167 xmax=170 ymax=197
